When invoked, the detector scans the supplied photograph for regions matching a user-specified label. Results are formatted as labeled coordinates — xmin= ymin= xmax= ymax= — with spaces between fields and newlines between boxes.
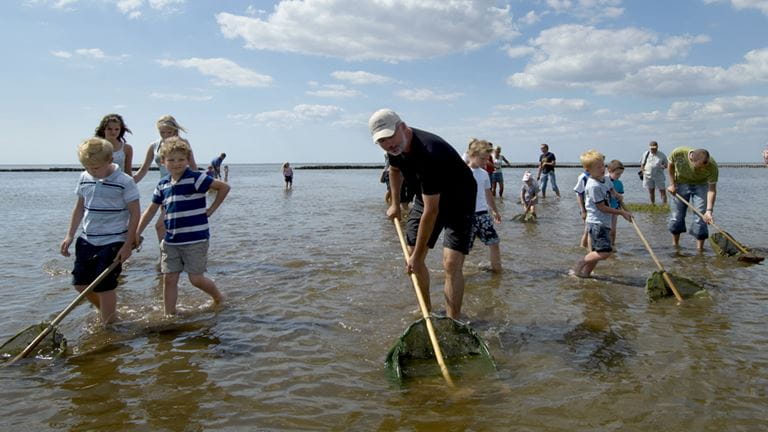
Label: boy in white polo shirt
xmin=60 ymin=137 xmax=140 ymax=324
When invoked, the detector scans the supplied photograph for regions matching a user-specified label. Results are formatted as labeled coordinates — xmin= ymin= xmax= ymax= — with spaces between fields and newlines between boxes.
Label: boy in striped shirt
xmin=61 ymin=138 xmax=140 ymax=324
xmin=137 ymin=137 xmax=230 ymax=315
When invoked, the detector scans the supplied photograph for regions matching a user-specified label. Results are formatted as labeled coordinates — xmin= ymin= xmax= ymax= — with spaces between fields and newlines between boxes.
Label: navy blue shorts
xmin=71 ymin=238 xmax=123 ymax=292
xmin=587 ymin=223 xmax=613 ymax=253
xmin=406 ymin=201 xmax=473 ymax=255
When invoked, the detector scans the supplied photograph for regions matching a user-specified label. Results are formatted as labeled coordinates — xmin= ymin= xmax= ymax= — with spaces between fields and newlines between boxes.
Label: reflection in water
xmin=58 ymin=344 xmax=134 ymax=431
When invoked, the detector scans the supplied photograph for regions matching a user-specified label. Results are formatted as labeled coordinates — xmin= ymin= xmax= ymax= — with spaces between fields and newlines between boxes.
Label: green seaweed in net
xmin=385 ymin=317 xmax=495 ymax=383
xmin=646 ymin=271 xmax=707 ymax=301
xmin=511 ymin=213 xmax=537 ymax=223
xmin=0 ymin=323 xmax=67 ymax=361
xmin=709 ymin=232 xmax=742 ymax=257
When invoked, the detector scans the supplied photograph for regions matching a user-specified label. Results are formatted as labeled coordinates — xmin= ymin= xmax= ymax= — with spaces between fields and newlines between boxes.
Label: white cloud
xmin=149 ymin=92 xmax=213 ymax=101
xmin=331 ymin=70 xmax=393 ymax=85
xmin=703 ymin=0 xmax=768 ymax=15
xmin=216 ymin=0 xmax=517 ymax=62
xmin=306 ymin=84 xmax=362 ymax=98
xmin=507 ymin=24 xmax=718 ymax=95
xmin=495 ymin=98 xmax=588 ymax=112
xmin=396 ymin=88 xmax=463 ymax=101
xmin=30 ymin=0 xmax=186 ymax=17
xmin=598 ymin=48 xmax=768 ymax=96
xmin=231 ymin=104 xmax=343 ymax=128
xmin=157 ymin=57 xmax=273 ymax=88
xmin=50 ymin=50 xmax=72 ymax=58
xmin=50 ymin=47 xmax=128 ymax=61
xmin=505 ymin=45 xmax=535 ymax=58
xmin=518 ymin=10 xmax=542 ymax=26
xmin=545 ymin=0 xmax=624 ymax=22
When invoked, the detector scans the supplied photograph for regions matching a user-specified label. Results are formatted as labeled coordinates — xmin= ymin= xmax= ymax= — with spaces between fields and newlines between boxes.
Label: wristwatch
xmin=706 ymin=208 xmax=713 ymax=212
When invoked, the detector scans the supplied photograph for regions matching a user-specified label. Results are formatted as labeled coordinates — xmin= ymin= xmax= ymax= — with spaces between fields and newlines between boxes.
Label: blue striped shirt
xmin=152 ymin=168 xmax=213 ymax=245
xmin=76 ymin=164 xmax=140 ymax=246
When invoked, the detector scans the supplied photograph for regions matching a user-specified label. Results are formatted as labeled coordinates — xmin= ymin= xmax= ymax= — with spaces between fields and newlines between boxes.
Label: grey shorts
xmin=587 ymin=223 xmax=613 ymax=253
xmin=643 ymin=171 xmax=666 ymax=190
xmin=160 ymin=240 xmax=209 ymax=274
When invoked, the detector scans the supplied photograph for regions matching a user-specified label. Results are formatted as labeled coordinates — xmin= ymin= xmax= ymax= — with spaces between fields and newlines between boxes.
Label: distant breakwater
xmin=1 ymin=163 xmax=764 ymax=172
xmin=294 ymin=163 xmax=767 ymax=170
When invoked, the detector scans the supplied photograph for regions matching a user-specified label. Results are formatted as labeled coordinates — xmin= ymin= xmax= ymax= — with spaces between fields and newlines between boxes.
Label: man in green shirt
xmin=667 ymin=147 xmax=718 ymax=252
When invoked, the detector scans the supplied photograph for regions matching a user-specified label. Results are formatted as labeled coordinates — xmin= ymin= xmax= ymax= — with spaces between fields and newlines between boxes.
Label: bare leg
xmin=189 ymin=273 xmax=224 ymax=304
xmin=489 ymin=243 xmax=501 ymax=273
xmin=498 ymin=182 xmax=504 ymax=198
xmin=672 ymin=233 xmax=681 ymax=248
xmin=443 ymin=248 xmax=465 ymax=319
xmin=648 ymin=188 xmax=656 ymax=205
xmin=659 ymin=189 xmax=668 ymax=205
xmin=696 ymin=239 xmax=705 ymax=253
xmin=97 ymin=291 xmax=117 ymax=324
xmin=75 ymin=284 xmax=100 ymax=309
xmin=163 ymin=272 xmax=181 ymax=315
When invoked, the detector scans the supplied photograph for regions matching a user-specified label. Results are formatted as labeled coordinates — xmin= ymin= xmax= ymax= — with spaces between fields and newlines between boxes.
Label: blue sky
xmin=2 ymin=0 xmax=767 ymax=165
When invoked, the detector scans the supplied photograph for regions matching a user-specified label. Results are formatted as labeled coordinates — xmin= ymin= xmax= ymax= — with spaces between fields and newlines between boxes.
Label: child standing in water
xmin=571 ymin=150 xmax=631 ymax=278
xmin=94 ymin=114 xmax=133 ymax=176
xmin=520 ymin=170 xmax=539 ymax=219
xmin=60 ymin=138 xmax=140 ymax=324
xmin=133 ymin=115 xmax=199 ymax=248
xmin=467 ymin=139 xmax=502 ymax=272
xmin=137 ymin=137 xmax=230 ymax=315
xmin=607 ymin=160 xmax=626 ymax=245
xmin=282 ymin=162 xmax=293 ymax=190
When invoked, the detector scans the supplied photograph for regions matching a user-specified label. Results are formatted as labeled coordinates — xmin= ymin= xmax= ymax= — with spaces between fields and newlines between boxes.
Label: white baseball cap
xmin=369 ymin=109 xmax=401 ymax=143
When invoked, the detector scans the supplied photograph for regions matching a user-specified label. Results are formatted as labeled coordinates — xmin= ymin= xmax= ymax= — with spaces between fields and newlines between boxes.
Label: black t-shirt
xmin=539 ymin=151 xmax=556 ymax=173
xmin=388 ymin=128 xmax=476 ymax=215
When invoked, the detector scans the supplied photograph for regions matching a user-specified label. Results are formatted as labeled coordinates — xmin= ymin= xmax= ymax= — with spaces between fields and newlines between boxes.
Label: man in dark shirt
xmin=369 ymin=109 xmax=476 ymax=320
xmin=211 ymin=153 xmax=226 ymax=179
xmin=537 ymin=143 xmax=560 ymax=198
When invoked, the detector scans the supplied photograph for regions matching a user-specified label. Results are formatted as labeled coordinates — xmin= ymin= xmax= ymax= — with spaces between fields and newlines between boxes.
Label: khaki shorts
xmin=643 ymin=171 xmax=666 ymax=190
xmin=160 ymin=240 xmax=209 ymax=274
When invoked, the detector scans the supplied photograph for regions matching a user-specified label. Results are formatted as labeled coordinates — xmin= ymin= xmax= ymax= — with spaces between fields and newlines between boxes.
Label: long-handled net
xmin=385 ymin=316 xmax=495 ymax=383
xmin=645 ymin=271 xmax=707 ymax=301
xmin=0 ymin=323 xmax=67 ymax=361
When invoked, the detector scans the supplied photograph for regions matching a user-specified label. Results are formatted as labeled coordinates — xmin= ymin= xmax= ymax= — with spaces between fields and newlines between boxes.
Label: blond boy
xmin=137 ymin=137 xmax=230 ymax=315
xmin=60 ymin=138 xmax=140 ymax=324
xmin=467 ymin=139 xmax=502 ymax=272
xmin=571 ymin=150 xmax=631 ymax=277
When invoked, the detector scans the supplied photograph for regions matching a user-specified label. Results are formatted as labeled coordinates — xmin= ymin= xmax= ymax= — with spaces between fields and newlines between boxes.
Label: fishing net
xmin=645 ymin=271 xmax=707 ymax=301
xmin=0 ymin=323 xmax=67 ymax=361
xmin=385 ymin=317 xmax=495 ymax=382
xmin=709 ymin=232 xmax=743 ymax=257
xmin=511 ymin=213 xmax=537 ymax=223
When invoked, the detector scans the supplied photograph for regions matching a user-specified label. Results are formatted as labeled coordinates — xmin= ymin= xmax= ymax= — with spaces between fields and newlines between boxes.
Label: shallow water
xmin=1 ymin=165 xmax=767 ymax=431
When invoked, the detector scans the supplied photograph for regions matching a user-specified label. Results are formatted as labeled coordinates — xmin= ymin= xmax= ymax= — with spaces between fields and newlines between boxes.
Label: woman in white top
xmin=94 ymin=113 xmax=133 ymax=176
xmin=133 ymin=115 xmax=198 ymax=246
xmin=490 ymin=145 xmax=511 ymax=198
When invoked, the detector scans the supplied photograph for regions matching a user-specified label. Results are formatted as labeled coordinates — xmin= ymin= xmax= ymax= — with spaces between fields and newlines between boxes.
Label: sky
xmin=1 ymin=0 xmax=767 ymax=165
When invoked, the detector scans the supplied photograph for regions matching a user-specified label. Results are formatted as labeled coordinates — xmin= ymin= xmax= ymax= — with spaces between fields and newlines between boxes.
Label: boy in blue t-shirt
xmin=607 ymin=160 xmax=626 ymax=245
xmin=571 ymin=150 xmax=632 ymax=278
xmin=137 ymin=137 xmax=231 ymax=315
xmin=60 ymin=138 xmax=140 ymax=324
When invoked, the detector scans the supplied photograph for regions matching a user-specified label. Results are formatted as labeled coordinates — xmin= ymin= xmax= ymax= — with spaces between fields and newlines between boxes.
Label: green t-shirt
xmin=669 ymin=146 xmax=718 ymax=185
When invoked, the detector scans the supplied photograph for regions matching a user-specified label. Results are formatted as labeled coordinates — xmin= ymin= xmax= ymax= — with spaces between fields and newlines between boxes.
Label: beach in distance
xmin=1 ymin=164 xmax=767 ymax=431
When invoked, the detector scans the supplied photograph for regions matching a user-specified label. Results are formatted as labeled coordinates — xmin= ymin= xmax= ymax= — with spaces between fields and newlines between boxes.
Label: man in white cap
xmin=640 ymin=141 xmax=668 ymax=205
xmin=369 ymin=108 xmax=476 ymax=320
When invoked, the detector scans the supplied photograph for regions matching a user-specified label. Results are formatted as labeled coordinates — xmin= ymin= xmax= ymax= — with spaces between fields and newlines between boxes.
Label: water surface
xmin=1 ymin=165 xmax=766 ymax=431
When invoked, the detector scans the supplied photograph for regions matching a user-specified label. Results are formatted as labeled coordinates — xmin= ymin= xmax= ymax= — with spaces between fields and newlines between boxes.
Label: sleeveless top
xmin=151 ymin=140 xmax=169 ymax=177
xmin=112 ymin=146 xmax=126 ymax=173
